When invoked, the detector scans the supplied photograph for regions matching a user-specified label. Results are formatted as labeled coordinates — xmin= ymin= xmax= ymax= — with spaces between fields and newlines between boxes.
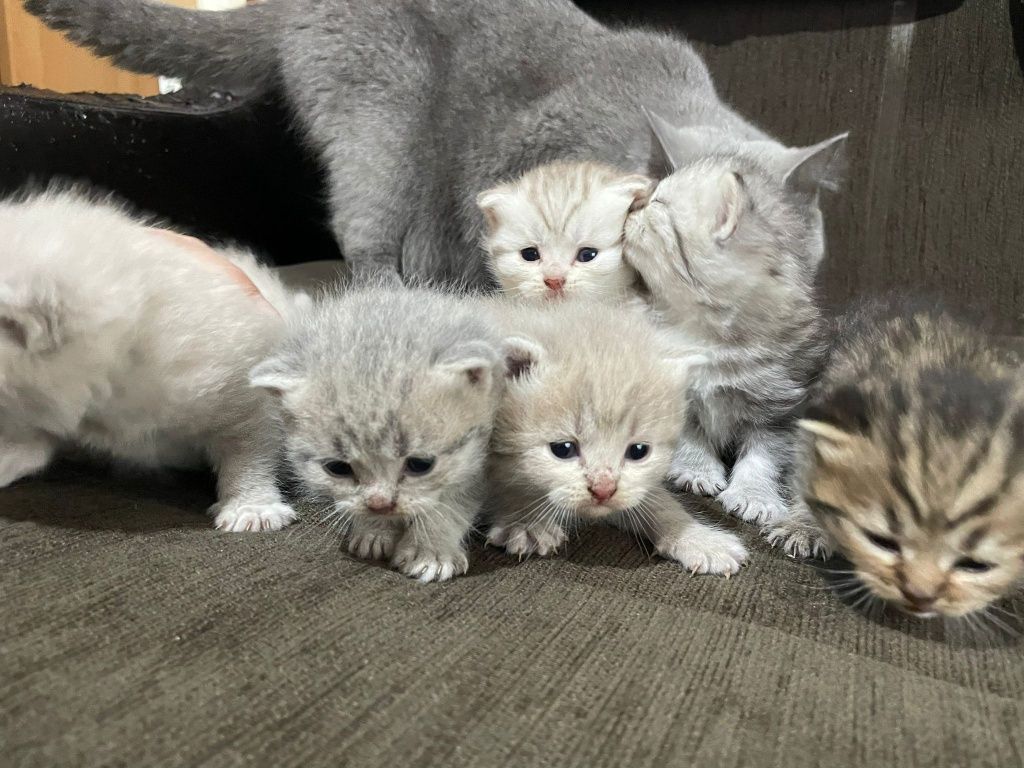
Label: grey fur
xmin=251 ymin=283 xmax=506 ymax=583
xmin=25 ymin=0 xmax=772 ymax=284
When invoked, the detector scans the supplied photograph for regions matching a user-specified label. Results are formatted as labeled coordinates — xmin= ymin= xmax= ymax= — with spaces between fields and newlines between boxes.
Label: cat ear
xmin=703 ymin=172 xmax=747 ymax=242
xmin=435 ymin=341 xmax=498 ymax=389
xmin=250 ymin=357 xmax=304 ymax=398
xmin=780 ymin=133 xmax=849 ymax=196
xmin=502 ymin=335 xmax=544 ymax=381
xmin=0 ymin=294 xmax=61 ymax=353
xmin=476 ymin=187 xmax=513 ymax=232
xmin=644 ymin=107 xmax=710 ymax=171
xmin=608 ymin=174 xmax=655 ymax=212
xmin=799 ymin=386 xmax=870 ymax=462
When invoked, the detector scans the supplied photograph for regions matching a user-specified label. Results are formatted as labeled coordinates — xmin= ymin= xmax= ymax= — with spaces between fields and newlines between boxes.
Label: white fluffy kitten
xmin=477 ymin=161 xmax=651 ymax=302
xmin=485 ymin=299 xmax=747 ymax=575
xmin=0 ymin=189 xmax=303 ymax=532
xmin=252 ymin=284 xmax=506 ymax=583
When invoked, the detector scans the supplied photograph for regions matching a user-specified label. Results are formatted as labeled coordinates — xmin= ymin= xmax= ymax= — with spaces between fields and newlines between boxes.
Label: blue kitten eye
xmin=625 ymin=443 xmax=650 ymax=461
xmin=322 ymin=459 xmax=354 ymax=478
xmin=863 ymin=529 xmax=900 ymax=554
xmin=576 ymin=247 xmax=598 ymax=263
xmin=549 ymin=441 xmax=579 ymax=460
xmin=520 ymin=247 xmax=541 ymax=262
xmin=404 ymin=456 xmax=435 ymax=476
xmin=954 ymin=557 xmax=993 ymax=573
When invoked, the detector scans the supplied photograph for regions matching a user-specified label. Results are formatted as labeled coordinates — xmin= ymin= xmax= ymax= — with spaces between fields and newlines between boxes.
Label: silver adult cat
xmin=27 ymin=0 xmax=833 ymax=287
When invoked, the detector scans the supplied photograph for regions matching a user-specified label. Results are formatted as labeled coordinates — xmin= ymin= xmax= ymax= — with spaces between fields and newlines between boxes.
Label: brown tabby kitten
xmin=773 ymin=300 xmax=1024 ymax=618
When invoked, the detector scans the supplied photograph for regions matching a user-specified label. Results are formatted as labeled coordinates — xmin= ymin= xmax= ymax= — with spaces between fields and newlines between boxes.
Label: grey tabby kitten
xmin=251 ymin=285 xmax=506 ymax=583
xmin=28 ymin=0 xmax=837 ymax=286
xmin=623 ymin=124 xmax=846 ymax=527
xmin=770 ymin=300 xmax=1024 ymax=618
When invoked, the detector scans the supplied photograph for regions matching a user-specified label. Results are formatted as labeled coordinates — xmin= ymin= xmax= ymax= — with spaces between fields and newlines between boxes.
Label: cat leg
xmin=208 ymin=423 xmax=296 ymax=533
xmin=668 ymin=424 xmax=727 ymax=497
xmin=0 ymin=435 xmax=55 ymax=488
xmin=631 ymin=486 xmax=748 ymax=576
xmin=347 ymin=515 xmax=402 ymax=561
xmin=485 ymin=489 xmax=569 ymax=558
xmin=764 ymin=497 xmax=835 ymax=560
xmin=391 ymin=498 xmax=474 ymax=583
xmin=717 ymin=427 xmax=789 ymax=525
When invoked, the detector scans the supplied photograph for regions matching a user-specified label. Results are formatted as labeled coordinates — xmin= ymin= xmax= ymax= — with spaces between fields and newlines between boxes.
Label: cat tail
xmin=22 ymin=0 xmax=275 ymax=86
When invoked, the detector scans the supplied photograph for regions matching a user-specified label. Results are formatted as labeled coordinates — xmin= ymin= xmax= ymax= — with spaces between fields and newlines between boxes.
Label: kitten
xmin=477 ymin=161 xmax=651 ymax=303
xmin=770 ymin=300 xmax=1024 ymax=618
xmin=623 ymin=127 xmax=846 ymax=527
xmin=485 ymin=299 xmax=747 ymax=575
xmin=0 ymin=188 xmax=303 ymax=532
xmin=251 ymin=284 xmax=506 ymax=583
xmin=29 ymin=0 xmax=835 ymax=288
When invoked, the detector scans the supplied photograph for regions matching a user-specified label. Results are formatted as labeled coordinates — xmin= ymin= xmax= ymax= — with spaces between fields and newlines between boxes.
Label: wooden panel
xmin=0 ymin=0 xmax=197 ymax=94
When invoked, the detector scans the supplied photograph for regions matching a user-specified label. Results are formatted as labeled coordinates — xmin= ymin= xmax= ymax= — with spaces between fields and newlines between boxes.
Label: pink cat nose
xmin=589 ymin=477 xmax=618 ymax=503
xmin=544 ymin=276 xmax=566 ymax=293
xmin=366 ymin=494 xmax=396 ymax=514
xmin=900 ymin=585 xmax=937 ymax=610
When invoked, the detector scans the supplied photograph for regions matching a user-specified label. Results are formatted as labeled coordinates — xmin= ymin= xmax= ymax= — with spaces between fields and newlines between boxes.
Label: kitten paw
xmin=348 ymin=528 xmax=399 ymax=561
xmin=487 ymin=522 xmax=567 ymax=558
xmin=211 ymin=500 xmax=297 ymax=532
xmin=0 ymin=441 xmax=54 ymax=488
xmin=656 ymin=526 xmax=748 ymax=576
xmin=717 ymin=485 xmax=786 ymax=525
xmin=765 ymin=519 xmax=833 ymax=560
xmin=391 ymin=545 xmax=469 ymax=584
xmin=669 ymin=464 xmax=727 ymax=497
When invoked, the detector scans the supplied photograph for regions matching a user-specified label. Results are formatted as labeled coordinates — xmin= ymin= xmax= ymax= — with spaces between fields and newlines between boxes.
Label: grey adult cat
xmin=27 ymin=0 xmax=845 ymax=285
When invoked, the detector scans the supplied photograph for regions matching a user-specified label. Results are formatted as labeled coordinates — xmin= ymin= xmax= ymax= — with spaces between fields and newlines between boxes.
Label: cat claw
xmin=211 ymin=500 xmax=297 ymax=532
xmin=765 ymin=520 xmax=833 ymax=560
xmin=657 ymin=527 xmax=748 ymax=576
xmin=488 ymin=523 xmax=567 ymax=558
xmin=391 ymin=546 xmax=469 ymax=583
xmin=717 ymin=486 xmax=786 ymax=526
xmin=348 ymin=529 xmax=398 ymax=561
xmin=669 ymin=468 xmax=727 ymax=497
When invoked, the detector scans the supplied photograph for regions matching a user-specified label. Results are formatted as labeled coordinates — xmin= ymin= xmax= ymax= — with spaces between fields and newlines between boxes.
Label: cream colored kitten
xmin=0 ymin=188 xmax=303 ymax=532
xmin=477 ymin=161 xmax=651 ymax=302
xmin=485 ymin=299 xmax=747 ymax=575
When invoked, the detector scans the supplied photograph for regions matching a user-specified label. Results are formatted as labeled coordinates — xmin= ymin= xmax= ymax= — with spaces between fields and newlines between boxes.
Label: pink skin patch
xmin=148 ymin=228 xmax=278 ymax=315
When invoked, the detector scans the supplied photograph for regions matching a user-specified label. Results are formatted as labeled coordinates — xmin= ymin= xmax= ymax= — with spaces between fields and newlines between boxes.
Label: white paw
xmin=656 ymin=526 xmax=748 ymax=576
xmin=391 ymin=545 xmax=469 ymax=584
xmin=487 ymin=522 xmax=567 ymax=558
xmin=211 ymin=500 xmax=297 ymax=532
xmin=765 ymin=518 xmax=833 ymax=560
xmin=717 ymin=485 xmax=787 ymax=525
xmin=0 ymin=441 xmax=53 ymax=488
xmin=669 ymin=461 xmax=727 ymax=497
xmin=347 ymin=528 xmax=398 ymax=561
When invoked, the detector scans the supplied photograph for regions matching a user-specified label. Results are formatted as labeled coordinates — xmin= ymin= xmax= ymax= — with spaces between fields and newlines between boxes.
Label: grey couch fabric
xmin=3 ymin=1 xmax=1024 ymax=766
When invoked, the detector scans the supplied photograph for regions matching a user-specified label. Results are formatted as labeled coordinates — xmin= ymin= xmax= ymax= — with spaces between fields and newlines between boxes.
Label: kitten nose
xmin=589 ymin=477 xmax=618 ymax=503
xmin=900 ymin=585 xmax=937 ymax=610
xmin=543 ymin=276 xmax=566 ymax=293
xmin=366 ymin=493 xmax=396 ymax=514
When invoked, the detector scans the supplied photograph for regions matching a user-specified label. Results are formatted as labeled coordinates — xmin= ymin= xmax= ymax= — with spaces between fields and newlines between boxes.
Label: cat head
xmin=625 ymin=112 xmax=846 ymax=323
xmin=252 ymin=287 xmax=504 ymax=526
xmin=477 ymin=161 xmax=652 ymax=302
xmin=800 ymin=373 xmax=1024 ymax=618
xmin=491 ymin=301 xmax=691 ymax=520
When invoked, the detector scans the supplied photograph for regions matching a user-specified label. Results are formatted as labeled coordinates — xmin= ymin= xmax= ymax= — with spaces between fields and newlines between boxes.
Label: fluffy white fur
xmin=484 ymin=299 xmax=747 ymax=575
xmin=0 ymin=189 xmax=305 ymax=532
xmin=477 ymin=161 xmax=651 ymax=303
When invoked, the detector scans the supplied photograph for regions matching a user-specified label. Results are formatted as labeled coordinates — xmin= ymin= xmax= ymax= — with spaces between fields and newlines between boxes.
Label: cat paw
xmin=487 ymin=523 xmax=567 ymax=558
xmin=717 ymin=485 xmax=786 ymax=525
xmin=0 ymin=441 xmax=54 ymax=488
xmin=391 ymin=545 xmax=469 ymax=584
xmin=347 ymin=528 xmax=399 ymax=561
xmin=656 ymin=526 xmax=748 ymax=576
xmin=211 ymin=500 xmax=297 ymax=532
xmin=668 ymin=463 xmax=727 ymax=497
xmin=765 ymin=519 xmax=833 ymax=560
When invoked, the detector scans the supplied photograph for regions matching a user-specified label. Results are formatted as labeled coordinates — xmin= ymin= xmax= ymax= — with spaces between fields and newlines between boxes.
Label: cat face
xmin=801 ymin=384 xmax=1024 ymax=618
xmin=478 ymin=162 xmax=651 ymax=302
xmin=491 ymin=302 xmax=687 ymax=520
xmin=252 ymin=290 xmax=503 ymax=525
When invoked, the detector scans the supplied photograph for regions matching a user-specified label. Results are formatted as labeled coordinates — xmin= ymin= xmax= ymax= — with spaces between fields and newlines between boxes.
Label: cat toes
xmin=656 ymin=526 xmax=748 ymax=576
xmin=348 ymin=529 xmax=398 ymax=561
xmin=488 ymin=523 xmax=567 ymax=558
xmin=669 ymin=465 xmax=727 ymax=497
xmin=765 ymin=519 xmax=833 ymax=560
xmin=391 ymin=546 xmax=469 ymax=583
xmin=211 ymin=500 xmax=297 ymax=532
xmin=717 ymin=486 xmax=786 ymax=526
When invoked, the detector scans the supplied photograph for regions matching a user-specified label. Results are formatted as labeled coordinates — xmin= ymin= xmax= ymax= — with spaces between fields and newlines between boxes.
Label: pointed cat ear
xmin=476 ymin=187 xmax=513 ymax=232
xmin=780 ymin=133 xmax=849 ymax=196
xmin=799 ymin=385 xmax=870 ymax=462
xmin=644 ymin=107 xmax=712 ymax=171
xmin=0 ymin=294 xmax=62 ymax=353
xmin=608 ymin=173 xmax=655 ymax=212
xmin=502 ymin=335 xmax=544 ymax=381
xmin=435 ymin=341 xmax=498 ymax=389
xmin=250 ymin=358 xmax=304 ymax=398
xmin=699 ymin=172 xmax=747 ymax=242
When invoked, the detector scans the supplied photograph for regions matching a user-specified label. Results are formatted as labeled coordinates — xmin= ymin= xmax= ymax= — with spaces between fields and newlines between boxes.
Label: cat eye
xmin=954 ymin=557 xmax=994 ymax=574
xmin=576 ymin=247 xmax=598 ymax=263
xmin=520 ymin=247 xmax=541 ymax=262
xmin=404 ymin=456 xmax=436 ymax=476
xmin=625 ymin=443 xmax=650 ymax=461
xmin=322 ymin=459 xmax=355 ymax=478
xmin=863 ymin=529 xmax=901 ymax=554
xmin=549 ymin=441 xmax=579 ymax=460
